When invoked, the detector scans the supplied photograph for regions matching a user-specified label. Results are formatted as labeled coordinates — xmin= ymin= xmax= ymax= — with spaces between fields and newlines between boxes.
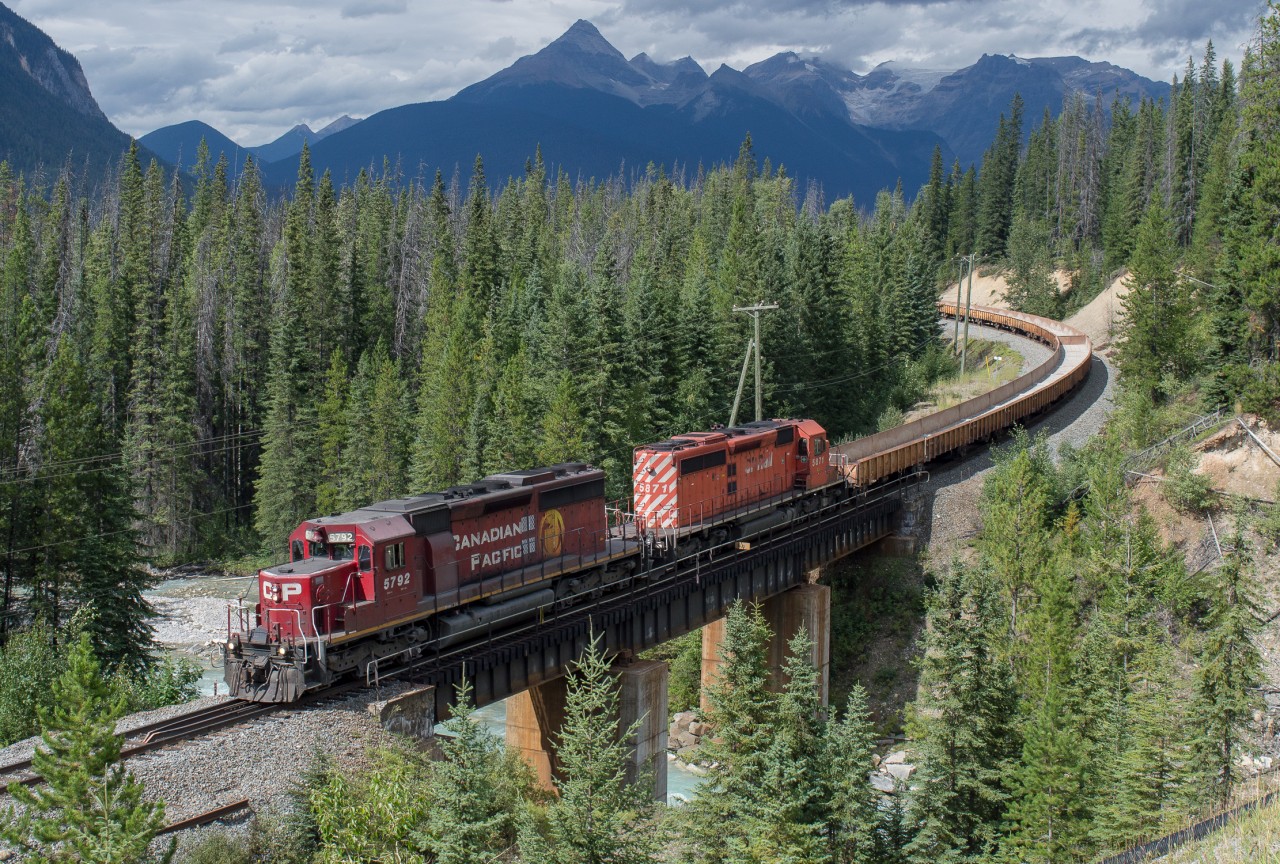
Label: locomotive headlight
xmin=277 ymin=645 xmax=288 ymax=656
xmin=226 ymin=641 xmax=235 ymax=651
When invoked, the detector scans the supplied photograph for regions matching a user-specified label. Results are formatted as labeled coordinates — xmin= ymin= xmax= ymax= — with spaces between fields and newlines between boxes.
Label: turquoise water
xmin=472 ymin=699 xmax=706 ymax=805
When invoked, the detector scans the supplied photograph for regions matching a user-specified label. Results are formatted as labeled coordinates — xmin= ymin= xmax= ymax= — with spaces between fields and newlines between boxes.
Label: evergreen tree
xmin=425 ymin=679 xmax=529 ymax=863
xmin=38 ymin=342 xmax=155 ymax=670
xmin=907 ymin=564 xmax=1018 ymax=863
xmin=0 ymin=633 xmax=167 ymax=862
xmin=684 ymin=602 xmax=776 ymax=864
xmin=1116 ymin=200 xmax=1196 ymax=402
xmin=1001 ymin=559 xmax=1089 ymax=863
xmin=528 ymin=629 xmax=659 ymax=864
xmin=826 ymin=685 xmax=881 ymax=864
xmin=1100 ymin=631 xmax=1189 ymax=846
xmin=747 ymin=627 xmax=830 ymax=863
xmin=1190 ymin=524 xmax=1262 ymax=807
xmin=975 ymin=94 xmax=1025 ymax=258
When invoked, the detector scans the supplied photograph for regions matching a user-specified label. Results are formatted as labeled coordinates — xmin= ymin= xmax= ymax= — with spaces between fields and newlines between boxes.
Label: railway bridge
xmin=375 ymin=303 xmax=1095 ymax=798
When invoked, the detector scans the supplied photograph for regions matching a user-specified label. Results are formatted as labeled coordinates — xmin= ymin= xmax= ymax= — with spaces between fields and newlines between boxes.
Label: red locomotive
xmin=225 ymin=421 xmax=844 ymax=702
xmin=225 ymin=463 xmax=632 ymax=701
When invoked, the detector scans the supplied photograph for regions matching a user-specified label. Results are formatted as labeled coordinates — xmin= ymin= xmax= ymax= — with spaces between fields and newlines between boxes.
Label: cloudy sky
xmin=7 ymin=0 xmax=1264 ymax=145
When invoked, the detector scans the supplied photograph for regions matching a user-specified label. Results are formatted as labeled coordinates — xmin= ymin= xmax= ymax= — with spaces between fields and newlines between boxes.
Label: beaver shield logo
xmin=540 ymin=509 xmax=565 ymax=557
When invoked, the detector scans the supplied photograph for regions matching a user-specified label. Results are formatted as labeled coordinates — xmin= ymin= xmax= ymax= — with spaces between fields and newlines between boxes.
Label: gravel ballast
xmin=913 ymin=322 xmax=1116 ymax=561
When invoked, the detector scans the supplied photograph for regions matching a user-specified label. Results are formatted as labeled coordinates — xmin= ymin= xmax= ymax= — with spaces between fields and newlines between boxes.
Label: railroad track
xmin=0 ymin=682 xmax=363 ymax=789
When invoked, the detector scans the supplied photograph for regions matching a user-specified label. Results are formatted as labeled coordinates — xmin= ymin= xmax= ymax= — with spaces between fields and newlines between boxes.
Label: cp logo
xmin=540 ymin=509 xmax=565 ymax=557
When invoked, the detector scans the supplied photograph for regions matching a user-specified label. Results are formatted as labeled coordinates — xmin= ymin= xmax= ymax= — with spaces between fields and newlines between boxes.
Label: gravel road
xmin=910 ymin=322 xmax=1116 ymax=562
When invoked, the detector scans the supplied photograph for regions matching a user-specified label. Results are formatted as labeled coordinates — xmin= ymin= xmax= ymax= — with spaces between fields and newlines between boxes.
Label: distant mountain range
xmin=1 ymin=4 xmax=1172 ymax=202
xmin=137 ymin=115 xmax=361 ymax=168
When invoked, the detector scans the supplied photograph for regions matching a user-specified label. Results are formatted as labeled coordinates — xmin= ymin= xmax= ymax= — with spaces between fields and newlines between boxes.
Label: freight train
xmin=224 ymin=418 xmax=842 ymax=702
xmin=224 ymin=302 xmax=1093 ymax=703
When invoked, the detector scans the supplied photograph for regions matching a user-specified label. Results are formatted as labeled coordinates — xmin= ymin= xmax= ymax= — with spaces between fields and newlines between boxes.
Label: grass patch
xmin=1160 ymin=797 xmax=1280 ymax=863
xmin=902 ymin=339 xmax=1024 ymax=423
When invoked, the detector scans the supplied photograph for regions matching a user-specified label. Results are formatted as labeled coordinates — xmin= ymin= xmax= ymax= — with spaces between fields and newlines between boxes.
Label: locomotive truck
xmin=224 ymin=418 xmax=840 ymax=702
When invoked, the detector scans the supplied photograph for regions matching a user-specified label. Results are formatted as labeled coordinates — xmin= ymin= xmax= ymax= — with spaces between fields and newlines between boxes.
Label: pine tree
xmin=826 ymin=685 xmax=881 ymax=864
xmin=529 ymin=629 xmax=659 ymax=864
xmin=975 ymin=94 xmax=1025 ymax=258
xmin=346 ymin=343 xmax=410 ymax=504
xmin=314 ymin=350 xmax=349 ymax=516
xmin=1100 ymin=631 xmax=1189 ymax=846
xmin=1116 ymin=200 xmax=1196 ymax=402
xmin=424 ymin=679 xmax=528 ymax=863
xmin=38 ymin=341 xmax=155 ymax=671
xmin=0 ymin=633 xmax=167 ymax=862
xmin=1001 ymin=559 xmax=1089 ymax=863
xmin=978 ymin=433 xmax=1056 ymax=639
xmin=906 ymin=565 xmax=1018 ymax=863
xmin=684 ymin=602 xmax=776 ymax=864
xmin=747 ymin=627 xmax=830 ymax=863
xmin=1190 ymin=524 xmax=1262 ymax=807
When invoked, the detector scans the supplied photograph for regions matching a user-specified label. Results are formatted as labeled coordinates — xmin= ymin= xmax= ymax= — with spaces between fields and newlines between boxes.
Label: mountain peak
xmin=550 ymin=19 xmax=620 ymax=58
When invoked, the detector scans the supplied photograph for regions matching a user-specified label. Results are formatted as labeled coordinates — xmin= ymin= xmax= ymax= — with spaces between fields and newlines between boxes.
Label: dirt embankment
xmin=941 ymin=268 xmax=1131 ymax=350
xmin=1133 ymin=416 xmax=1280 ymax=701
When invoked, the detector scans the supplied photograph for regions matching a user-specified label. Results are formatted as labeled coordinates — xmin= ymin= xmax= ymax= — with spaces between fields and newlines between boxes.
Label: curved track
xmin=834 ymin=302 xmax=1094 ymax=485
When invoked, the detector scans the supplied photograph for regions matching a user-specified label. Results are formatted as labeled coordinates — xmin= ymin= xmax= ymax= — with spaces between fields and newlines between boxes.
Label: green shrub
xmin=1164 ymin=445 xmax=1216 ymax=513
xmin=0 ymin=624 xmax=65 ymax=747
xmin=115 ymin=654 xmax=203 ymax=713
xmin=178 ymin=831 xmax=252 ymax=864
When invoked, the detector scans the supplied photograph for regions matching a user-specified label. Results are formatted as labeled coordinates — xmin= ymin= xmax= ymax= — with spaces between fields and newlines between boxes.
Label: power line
xmin=2 ymin=502 xmax=255 ymax=558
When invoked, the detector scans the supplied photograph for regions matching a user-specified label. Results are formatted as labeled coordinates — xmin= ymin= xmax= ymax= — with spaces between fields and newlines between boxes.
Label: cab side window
xmin=358 ymin=545 xmax=372 ymax=571
xmin=384 ymin=542 xmax=405 ymax=570
xmin=291 ymin=539 xmax=303 ymax=561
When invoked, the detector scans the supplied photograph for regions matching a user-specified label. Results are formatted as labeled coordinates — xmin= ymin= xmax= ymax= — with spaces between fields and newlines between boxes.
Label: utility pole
xmin=959 ymin=253 xmax=978 ymax=376
xmin=731 ymin=302 xmax=779 ymax=424
xmin=953 ymin=255 xmax=966 ymax=352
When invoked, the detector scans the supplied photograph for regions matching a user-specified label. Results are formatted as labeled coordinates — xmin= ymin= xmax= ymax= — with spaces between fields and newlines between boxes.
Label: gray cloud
xmin=4 ymin=0 xmax=1257 ymax=144
xmin=341 ymin=0 xmax=409 ymax=18
xmin=218 ymin=29 xmax=282 ymax=54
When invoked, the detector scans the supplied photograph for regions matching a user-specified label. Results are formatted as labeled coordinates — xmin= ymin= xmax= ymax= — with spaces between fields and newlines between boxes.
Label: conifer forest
xmin=3 ymin=2 xmax=1280 ymax=861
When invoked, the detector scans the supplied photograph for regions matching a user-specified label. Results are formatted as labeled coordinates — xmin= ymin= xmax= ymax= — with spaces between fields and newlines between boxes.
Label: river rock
xmin=670 ymin=730 xmax=698 ymax=751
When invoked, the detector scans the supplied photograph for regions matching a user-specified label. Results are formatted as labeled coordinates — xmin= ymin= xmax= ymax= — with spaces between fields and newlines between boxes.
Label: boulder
xmin=870 ymin=773 xmax=896 ymax=794
xmin=886 ymin=763 xmax=915 ymax=782
xmin=669 ymin=730 xmax=698 ymax=751
xmin=689 ymin=721 xmax=710 ymax=738
xmin=884 ymin=750 xmax=908 ymax=765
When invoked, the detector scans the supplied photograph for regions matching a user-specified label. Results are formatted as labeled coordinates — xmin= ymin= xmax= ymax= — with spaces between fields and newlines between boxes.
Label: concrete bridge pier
xmin=701 ymin=578 xmax=831 ymax=710
xmin=506 ymin=660 xmax=670 ymax=801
